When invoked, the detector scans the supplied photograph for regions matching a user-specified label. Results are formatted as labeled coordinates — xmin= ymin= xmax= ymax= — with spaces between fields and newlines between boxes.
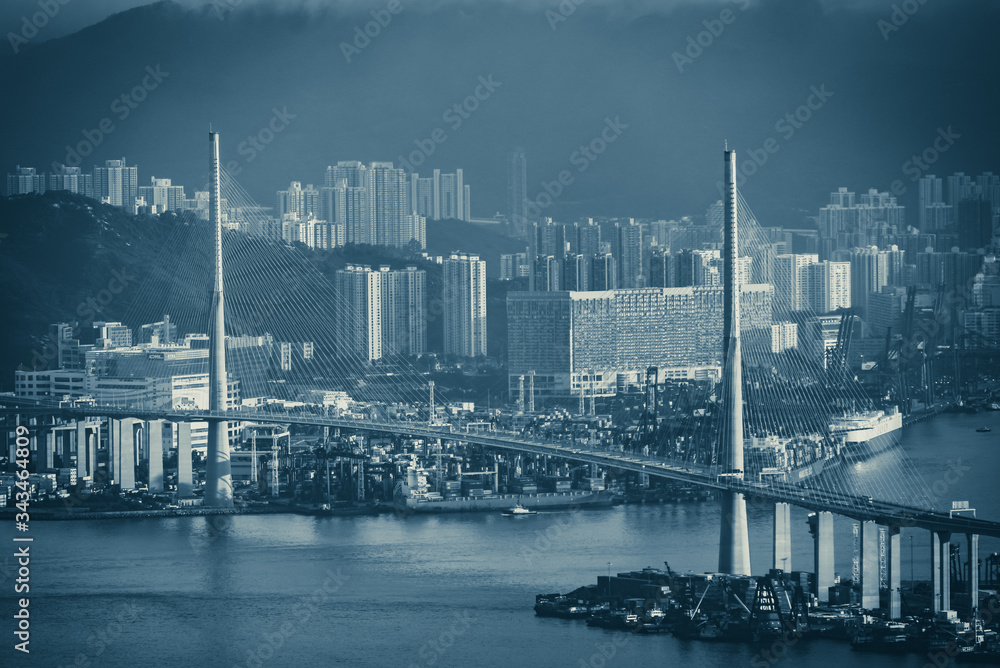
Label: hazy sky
xmin=0 ymin=0 xmax=881 ymax=39
xmin=4 ymin=0 xmax=996 ymax=225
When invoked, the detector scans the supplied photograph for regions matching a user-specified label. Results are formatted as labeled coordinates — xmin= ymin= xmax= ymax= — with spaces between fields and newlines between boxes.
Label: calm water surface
xmin=2 ymin=411 xmax=998 ymax=667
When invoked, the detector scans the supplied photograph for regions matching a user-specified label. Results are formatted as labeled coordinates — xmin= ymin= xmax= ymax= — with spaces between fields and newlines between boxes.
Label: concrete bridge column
xmin=931 ymin=530 xmax=942 ymax=614
xmin=969 ymin=534 xmax=980 ymax=615
xmin=860 ymin=520 xmax=879 ymax=610
xmin=773 ymin=502 xmax=791 ymax=572
xmin=177 ymin=422 xmax=193 ymax=498
xmin=75 ymin=421 xmax=87 ymax=477
xmin=940 ymin=531 xmax=952 ymax=612
xmin=810 ymin=511 xmax=835 ymax=603
xmin=147 ymin=420 xmax=164 ymax=493
xmin=90 ymin=422 xmax=100 ymax=481
xmin=118 ymin=418 xmax=138 ymax=490
xmin=887 ymin=526 xmax=902 ymax=619
xmin=45 ymin=428 xmax=56 ymax=470
xmin=109 ymin=419 xmax=121 ymax=484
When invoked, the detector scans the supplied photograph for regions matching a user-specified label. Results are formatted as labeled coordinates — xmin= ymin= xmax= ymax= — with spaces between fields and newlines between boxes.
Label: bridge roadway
xmin=4 ymin=399 xmax=1000 ymax=539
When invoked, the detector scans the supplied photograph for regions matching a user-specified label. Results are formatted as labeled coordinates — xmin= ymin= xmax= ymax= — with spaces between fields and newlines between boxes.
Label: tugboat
xmin=502 ymin=503 xmax=538 ymax=516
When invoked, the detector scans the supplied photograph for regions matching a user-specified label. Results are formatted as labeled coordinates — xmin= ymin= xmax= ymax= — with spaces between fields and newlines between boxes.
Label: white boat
xmin=502 ymin=503 xmax=537 ymax=516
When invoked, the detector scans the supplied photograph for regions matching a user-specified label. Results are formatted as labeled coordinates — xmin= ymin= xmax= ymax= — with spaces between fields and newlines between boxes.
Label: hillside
xmin=0 ymin=192 xmax=514 ymax=391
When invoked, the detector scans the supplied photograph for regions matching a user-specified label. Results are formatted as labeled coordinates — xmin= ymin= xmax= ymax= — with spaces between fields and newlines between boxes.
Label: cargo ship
xmin=394 ymin=467 xmax=616 ymax=513
xmin=830 ymin=408 xmax=903 ymax=461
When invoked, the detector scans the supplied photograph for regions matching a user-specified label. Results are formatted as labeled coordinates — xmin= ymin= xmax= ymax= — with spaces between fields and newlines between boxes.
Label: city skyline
xmin=3 ymin=2 xmax=1000 ymax=667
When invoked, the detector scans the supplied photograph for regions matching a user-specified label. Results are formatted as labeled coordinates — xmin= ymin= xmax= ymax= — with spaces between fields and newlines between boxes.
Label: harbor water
xmin=2 ymin=411 xmax=998 ymax=667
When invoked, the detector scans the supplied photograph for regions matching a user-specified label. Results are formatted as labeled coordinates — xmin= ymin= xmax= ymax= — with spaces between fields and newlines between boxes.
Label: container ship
xmin=393 ymin=466 xmax=616 ymax=513
xmin=750 ymin=407 xmax=903 ymax=484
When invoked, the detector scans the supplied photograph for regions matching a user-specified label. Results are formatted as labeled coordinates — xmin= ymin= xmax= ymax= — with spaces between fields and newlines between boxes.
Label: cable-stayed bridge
xmin=3 ymin=134 xmax=998 ymax=619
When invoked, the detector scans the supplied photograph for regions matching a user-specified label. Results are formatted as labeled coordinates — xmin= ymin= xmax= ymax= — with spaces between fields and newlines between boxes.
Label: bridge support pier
xmin=118 ymin=418 xmax=138 ymax=490
xmin=970 ymin=534 xmax=979 ymax=615
xmin=860 ymin=520 xmax=879 ymax=610
xmin=109 ymin=419 xmax=121 ymax=484
xmin=809 ymin=511 xmax=835 ymax=603
xmin=74 ymin=421 xmax=98 ymax=480
xmin=888 ymin=526 xmax=901 ymax=619
xmin=43 ymin=424 xmax=55 ymax=470
xmin=177 ymin=422 xmax=193 ymax=498
xmin=940 ymin=531 xmax=952 ymax=612
xmin=147 ymin=420 xmax=164 ymax=493
xmin=773 ymin=502 xmax=791 ymax=572
xmin=932 ymin=530 xmax=942 ymax=613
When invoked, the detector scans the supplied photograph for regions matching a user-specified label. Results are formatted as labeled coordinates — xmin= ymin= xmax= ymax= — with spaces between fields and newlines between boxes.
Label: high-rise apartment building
xmin=367 ymin=162 xmax=410 ymax=248
xmin=138 ymin=177 xmax=185 ymax=212
xmin=6 ymin=166 xmax=45 ymax=195
xmin=334 ymin=265 xmax=384 ymax=362
xmin=276 ymin=181 xmax=320 ymax=220
xmin=93 ymin=158 xmax=138 ymax=208
xmin=380 ymin=265 xmax=427 ymax=356
xmin=444 ymin=253 xmax=487 ymax=357
xmin=47 ymin=164 xmax=92 ymax=197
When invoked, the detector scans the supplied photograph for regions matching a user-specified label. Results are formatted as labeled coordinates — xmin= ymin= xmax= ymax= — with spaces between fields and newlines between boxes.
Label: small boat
xmin=976 ymin=427 xmax=992 ymax=433
xmin=502 ymin=503 xmax=537 ymax=516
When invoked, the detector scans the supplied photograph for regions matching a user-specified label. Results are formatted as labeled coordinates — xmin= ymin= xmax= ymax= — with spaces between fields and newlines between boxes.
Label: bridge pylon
xmin=204 ymin=130 xmax=233 ymax=508
xmin=717 ymin=147 xmax=751 ymax=576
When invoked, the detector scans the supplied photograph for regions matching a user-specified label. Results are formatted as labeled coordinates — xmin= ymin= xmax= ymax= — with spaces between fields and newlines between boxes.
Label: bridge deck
xmin=4 ymin=399 xmax=1000 ymax=539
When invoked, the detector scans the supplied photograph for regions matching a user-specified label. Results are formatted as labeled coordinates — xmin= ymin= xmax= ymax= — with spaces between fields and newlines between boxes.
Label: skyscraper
xmin=47 ymin=164 xmax=92 ymax=197
xmin=6 ymin=166 xmax=45 ymax=195
xmin=93 ymin=158 xmax=138 ymax=208
xmin=276 ymin=181 xmax=319 ymax=220
xmin=335 ymin=265 xmax=384 ymax=362
xmin=367 ymin=162 xmax=409 ymax=247
xmin=806 ymin=260 xmax=852 ymax=313
xmin=616 ymin=219 xmax=644 ymax=289
xmin=508 ymin=149 xmax=528 ymax=238
xmin=138 ymin=177 xmax=185 ymax=212
xmin=341 ymin=184 xmax=371 ymax=244
xmin=444 ymin=253 xmax=487 ymax=357
xmin=380 ymin=265 xmax=427 ymax=356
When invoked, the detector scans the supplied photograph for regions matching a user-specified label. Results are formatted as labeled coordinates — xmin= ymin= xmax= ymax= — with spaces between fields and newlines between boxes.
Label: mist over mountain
xmin=2 ymin=0 xmax=998 ymax=227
